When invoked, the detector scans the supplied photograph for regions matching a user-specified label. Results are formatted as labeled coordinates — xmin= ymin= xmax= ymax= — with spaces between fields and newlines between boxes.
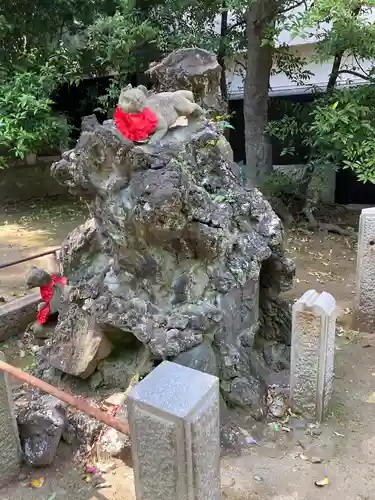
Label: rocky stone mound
xmin=146 ymin=48 xmax=223 ymax=116
xmin=42 ymin=115 xmax=294 ymax=416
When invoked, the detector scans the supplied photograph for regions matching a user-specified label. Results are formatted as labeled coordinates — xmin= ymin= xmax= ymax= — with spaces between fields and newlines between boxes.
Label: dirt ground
xmin=0 ymin=199 xmax=87 ymax=301
xmin=0 ymin=200 xmax=374 ymax=500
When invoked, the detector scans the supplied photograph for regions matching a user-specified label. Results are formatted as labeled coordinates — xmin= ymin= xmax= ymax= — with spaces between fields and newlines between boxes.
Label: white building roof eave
xmin=228 ymin=79 xmax=370 ymax=100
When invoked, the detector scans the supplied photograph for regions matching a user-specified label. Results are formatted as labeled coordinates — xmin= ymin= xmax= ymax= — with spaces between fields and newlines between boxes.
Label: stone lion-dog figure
xmin=117 ymin=84 xmax=205 ymax=144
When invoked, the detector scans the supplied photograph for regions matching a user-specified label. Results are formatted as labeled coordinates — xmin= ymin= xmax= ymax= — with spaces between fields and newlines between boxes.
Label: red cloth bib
xmin=114 ymin=106 xmax=158 ymax=141
xmin=37 ymin=274 xmax=67 ymax=325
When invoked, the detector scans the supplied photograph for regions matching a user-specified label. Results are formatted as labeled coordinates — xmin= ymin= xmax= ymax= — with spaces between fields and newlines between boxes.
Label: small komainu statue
xmin=25 ymin=266 xmax=67 ymax=338
xmin=115 ymin=84 xmax=205 ymax=144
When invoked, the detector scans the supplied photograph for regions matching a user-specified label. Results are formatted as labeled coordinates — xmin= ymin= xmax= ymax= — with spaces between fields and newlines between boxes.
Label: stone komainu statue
xmin=116 ymin=84 xmax=205 ymax=143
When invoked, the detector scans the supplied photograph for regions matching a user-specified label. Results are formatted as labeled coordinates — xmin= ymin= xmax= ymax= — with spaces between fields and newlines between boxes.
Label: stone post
xmin=0 ymin=352 xmax=22 ymax=487
xmin=127 ymin=360 xmax=220 ymax=500
xmin=290 ymin=290 xmax=336 ymax=422
xmin=353 ymin=207 xmax=375 ymax=332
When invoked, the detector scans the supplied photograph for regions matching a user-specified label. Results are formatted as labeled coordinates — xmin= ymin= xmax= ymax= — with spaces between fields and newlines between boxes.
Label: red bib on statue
xmin=114 ymin=106 xmax=158 ymax=141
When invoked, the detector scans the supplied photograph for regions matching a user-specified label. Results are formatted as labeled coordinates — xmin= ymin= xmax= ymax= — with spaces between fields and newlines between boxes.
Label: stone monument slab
xmin=127 ymin=360 xmax=220 ymax=500
xmin=0 ymin=352 xmax=22 ymax=487
xmin=290 ymin=290 xmax=336 ymax=422
xmin=353 ymin=207 xmax=375 ymax=332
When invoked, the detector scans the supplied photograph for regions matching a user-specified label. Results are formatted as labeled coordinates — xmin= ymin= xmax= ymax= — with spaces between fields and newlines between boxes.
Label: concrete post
xmin=0 ymin=352 xmax=22 ymax=487
xmin=353 ymin=207 xmax=375 ymax=332
xmin=290 ymin=290 xmax=336 ymax=422
xmin=128 ymin=360 xmax=220 ymax=500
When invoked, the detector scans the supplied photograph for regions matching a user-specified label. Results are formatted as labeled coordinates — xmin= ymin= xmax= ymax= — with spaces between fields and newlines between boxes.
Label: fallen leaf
xmin=95 ymin=481 xmax=111 ymax=489
xmin=366 ymin=392 xmax=375 ymax=404
xmin=315 ymin=477 xmax=329 ymax=487
xmin=30 ymin=477 xmax=45 ymax=488
xmin=47 ymin=494 xmax=57 ymax=500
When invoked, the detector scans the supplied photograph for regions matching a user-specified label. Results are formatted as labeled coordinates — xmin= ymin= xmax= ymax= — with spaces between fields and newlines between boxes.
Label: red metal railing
xmin=0 ymin=247 xmax=61 ymax=270
xmin=0 ymin=360 xmax=130 ymax=435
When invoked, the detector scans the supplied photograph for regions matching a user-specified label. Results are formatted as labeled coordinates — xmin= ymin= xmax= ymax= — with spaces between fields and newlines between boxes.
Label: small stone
xmin=172 ymin=340 xmax=218 ymax=376
xmin=89 ymin=371 xmax=103 ymax=390
xmin=229 ymin=376 xmax=266 ymax=418
xmin=97 ymin=405 xmax=130 ymax=458
xmin=62 ymin=423 xmax=76 ymax=444
xmin=32 ymin=322 xmax=54 ymax=340
xmin=98 ymin=347 xmax=152 ymax=390
xmin=263 ymin=343 xmax=290 ymax=371
xmin=220 ymin=419 xmax=242 ymax=455
xmin=67 ymin=412 xmax=103 ymax=446
xmin=104 ymin=393 xmax=127 ymax=406
xmin=17 ymin=395 xmax=67 ymax=467
xmin=41 ymin=367 xmax=63 ymax=385
xmin=49 ymin=305 xmax=113 ymax=379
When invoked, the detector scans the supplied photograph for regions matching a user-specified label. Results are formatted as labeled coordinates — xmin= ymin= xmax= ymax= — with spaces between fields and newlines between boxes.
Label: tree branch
xmin=227 ymin=19 xmax=245 ymax=34
xmin=278 ymin=0 xmax=307 ymax=15
xmin=234 ymin=57 xmax=246 ymax=70
xmin=354 ymin=55 xmax=372 ymax=80
xmin=335 ymin=69 xmax=374 ymax=83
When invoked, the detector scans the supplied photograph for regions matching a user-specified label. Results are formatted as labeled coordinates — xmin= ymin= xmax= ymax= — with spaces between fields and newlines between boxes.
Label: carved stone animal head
xmin=118 ymin=84 xmax=149 ymax=114
xmin=25 ymin=267 xmax=52 ymax=289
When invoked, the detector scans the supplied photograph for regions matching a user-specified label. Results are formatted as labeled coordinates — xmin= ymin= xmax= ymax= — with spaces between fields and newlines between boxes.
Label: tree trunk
xmin=243 ymin=0 xmax=277 ymax=188
xmin=218 ymin=8 xmax=228 ymax=102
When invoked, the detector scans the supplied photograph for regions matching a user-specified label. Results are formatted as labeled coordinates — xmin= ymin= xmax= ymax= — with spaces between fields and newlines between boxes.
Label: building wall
xmin=226 ymin=43 xmax=373 ymax=99
xmin=222 ymin=3 xmax=375 ymax=98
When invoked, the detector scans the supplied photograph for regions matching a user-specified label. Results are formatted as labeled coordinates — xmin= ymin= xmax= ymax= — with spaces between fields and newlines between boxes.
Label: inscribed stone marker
xmin=0 ymin=352 xmax=22 ymax=487
xmin=290 ymin=290 xmax=336 ymax=422
xmin=127 ymin=360 xmax=220 ymax=500
xmin=353 ymin=207 xmax=375 ymax=332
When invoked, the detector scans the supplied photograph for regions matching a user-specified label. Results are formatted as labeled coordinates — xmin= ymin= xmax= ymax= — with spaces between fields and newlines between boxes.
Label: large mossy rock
xmin=47 ymin=114 xmax=295 ymax=412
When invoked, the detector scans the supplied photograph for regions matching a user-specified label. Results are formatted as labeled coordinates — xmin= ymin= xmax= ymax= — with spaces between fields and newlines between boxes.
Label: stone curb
xmin=0 ymin=292 xmax=40 ymax=341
